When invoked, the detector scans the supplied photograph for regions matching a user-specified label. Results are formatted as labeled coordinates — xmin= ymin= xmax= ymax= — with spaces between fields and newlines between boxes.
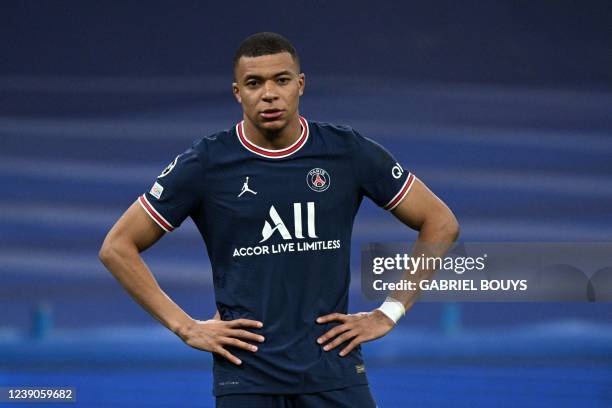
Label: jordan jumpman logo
xmin=238 ymin=176 xmax=257 ymax=197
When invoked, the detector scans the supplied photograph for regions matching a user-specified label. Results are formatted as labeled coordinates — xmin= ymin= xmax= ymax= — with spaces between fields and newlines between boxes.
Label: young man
xmin=99 ymin=32 xmax=459 ymax=407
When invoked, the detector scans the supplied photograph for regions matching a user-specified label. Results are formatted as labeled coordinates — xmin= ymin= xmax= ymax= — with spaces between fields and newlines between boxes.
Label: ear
xmin=232 ymin=82 xmax=242 ymax=104
xmin=298 ymin=73 xmax=305 ymax=97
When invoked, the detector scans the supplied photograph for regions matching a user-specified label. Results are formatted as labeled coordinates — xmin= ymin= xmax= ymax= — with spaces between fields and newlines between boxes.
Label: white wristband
xmin=377 ymin=297 xmax=406 ymax=324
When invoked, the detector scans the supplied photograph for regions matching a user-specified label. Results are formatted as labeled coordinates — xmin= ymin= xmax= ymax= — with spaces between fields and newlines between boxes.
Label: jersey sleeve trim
xmin=383 ymin=173 xmax=415 ymax=211
xmin=138 ymin=195 xmax=175 ymax=232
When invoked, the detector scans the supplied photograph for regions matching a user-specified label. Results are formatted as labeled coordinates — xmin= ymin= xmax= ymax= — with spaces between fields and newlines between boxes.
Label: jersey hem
xmin=213 ymin=377 xmax=369 ymax=397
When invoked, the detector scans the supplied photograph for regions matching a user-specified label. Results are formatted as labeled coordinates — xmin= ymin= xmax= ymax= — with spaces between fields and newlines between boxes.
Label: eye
xmin=246 ymin=80 xmax=259 ymax=87
xmin=277 ymin=77 xmax=290 ymax=85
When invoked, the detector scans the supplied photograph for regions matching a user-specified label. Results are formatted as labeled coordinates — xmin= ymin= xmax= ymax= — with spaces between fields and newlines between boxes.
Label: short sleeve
xmin=353 ymin=131 xmax=416 ymax=211
xmin=138 ymin=147 xmax=203 ymax=232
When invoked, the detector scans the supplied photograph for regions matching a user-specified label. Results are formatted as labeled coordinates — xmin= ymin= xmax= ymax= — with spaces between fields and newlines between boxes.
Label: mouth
xmin=260 ymin=109 xmax=285 ymax=120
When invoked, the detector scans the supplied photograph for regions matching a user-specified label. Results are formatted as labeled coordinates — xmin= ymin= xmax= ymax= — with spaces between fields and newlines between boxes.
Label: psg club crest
xmin=307 ymin=168 xmax=330 ymax=192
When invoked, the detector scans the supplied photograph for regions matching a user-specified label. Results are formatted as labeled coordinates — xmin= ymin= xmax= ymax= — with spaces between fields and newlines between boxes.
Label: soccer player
xmin=99 ymin=32 xmax=459 ymax=407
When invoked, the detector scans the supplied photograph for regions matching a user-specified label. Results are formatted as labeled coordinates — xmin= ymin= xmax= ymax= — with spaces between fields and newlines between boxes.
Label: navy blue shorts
xmin=216 ymin=384 xmax=377 ymax=408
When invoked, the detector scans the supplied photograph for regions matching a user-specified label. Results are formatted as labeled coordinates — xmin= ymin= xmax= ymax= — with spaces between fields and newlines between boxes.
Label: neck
xmin=242 ymin=115 xmax=302 ymax=150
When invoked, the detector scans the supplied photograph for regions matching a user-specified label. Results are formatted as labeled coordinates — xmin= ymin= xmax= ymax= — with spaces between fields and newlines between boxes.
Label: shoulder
xmin=308 ymin=120 xmax=366 ymax=149
xmin=189 ymin=126 xmax=237 ymax=164
xmin=192 ymin=127 xmax=234 ymax=154
xmin=158 ymin=127 xmax=234 ymax=181
xmin=308 ymin=120 xmax=383 ymax=154
xmin=309 ymin=120 xmax=356 ymax=138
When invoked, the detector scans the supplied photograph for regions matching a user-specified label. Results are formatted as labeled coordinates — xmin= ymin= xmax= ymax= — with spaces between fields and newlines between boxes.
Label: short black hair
xmin=233 ymin=32 xmax=300 ymax=73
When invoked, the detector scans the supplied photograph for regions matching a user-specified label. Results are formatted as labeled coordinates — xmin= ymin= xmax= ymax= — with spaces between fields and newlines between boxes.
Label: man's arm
xmin=99 ymin=201 xmax=265 ymax=365
xmin=385 ymin=177 xmax=460 ymax=312
xmin=316 ymin=178 xmax=459 ymax=356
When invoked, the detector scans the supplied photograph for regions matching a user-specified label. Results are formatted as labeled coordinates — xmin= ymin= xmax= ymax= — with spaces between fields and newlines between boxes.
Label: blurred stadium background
xmin=1 ymin=1 xmax=611 ymax=406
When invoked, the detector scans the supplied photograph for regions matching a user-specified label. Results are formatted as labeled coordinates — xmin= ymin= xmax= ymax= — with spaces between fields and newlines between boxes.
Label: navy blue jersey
xmin=139 ymin=117 xmax=415 ymax=396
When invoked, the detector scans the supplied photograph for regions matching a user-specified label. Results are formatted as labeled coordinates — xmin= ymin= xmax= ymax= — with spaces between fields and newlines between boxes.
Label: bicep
xmin=390 ymin=177 xmax=453 ymax=231
xmin=104 ymin=200 xmax=166 ymax=253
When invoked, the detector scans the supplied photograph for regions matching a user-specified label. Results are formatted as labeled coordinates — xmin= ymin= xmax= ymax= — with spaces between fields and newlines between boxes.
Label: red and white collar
xmin=236 ymin=116 xmax=309 ymax=159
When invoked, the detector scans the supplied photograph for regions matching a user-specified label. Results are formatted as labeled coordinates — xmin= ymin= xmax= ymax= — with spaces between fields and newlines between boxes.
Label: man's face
xmin=233 ymin=52 xmax=305 ymax=133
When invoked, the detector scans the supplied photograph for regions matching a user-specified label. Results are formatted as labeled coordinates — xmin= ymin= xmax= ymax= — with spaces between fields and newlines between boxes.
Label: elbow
xmin=99 ymin=233 xmax=121 ymax=266
xmin=98 ymin=239 xmax=114 ymax=266
xmin=99 ymin=232 xmax=138 ymax=268
xmin=446 ymin=214 xmax=460 ymax=242
xmin=441 ymin=205 xmax=460 ymax=242
xmin=430 ymin=207 xmax=460 ymax=243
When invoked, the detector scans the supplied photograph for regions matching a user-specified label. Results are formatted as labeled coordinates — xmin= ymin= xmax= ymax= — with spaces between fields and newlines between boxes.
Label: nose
xmin=262 ymin=80 xmax=279 ymax=101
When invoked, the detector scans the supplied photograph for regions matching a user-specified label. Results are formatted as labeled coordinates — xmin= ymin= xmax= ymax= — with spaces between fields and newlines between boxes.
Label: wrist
xmin=172 ymin=317 xmax=196 ymax=341
xmin=376 ymin=297 xmax=406 ymax=324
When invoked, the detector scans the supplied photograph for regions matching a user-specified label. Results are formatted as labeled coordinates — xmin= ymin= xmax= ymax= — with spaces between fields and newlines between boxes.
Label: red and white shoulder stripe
xmin=236 ymin=116 xmax=309 ymax=159
xmin=383 ymin=173 xmax=416 ymax=211
xmin=138 ymin=194 xmax=175 ymax=232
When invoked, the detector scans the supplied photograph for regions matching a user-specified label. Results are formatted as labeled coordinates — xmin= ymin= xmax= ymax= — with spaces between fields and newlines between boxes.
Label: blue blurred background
xmin=1 ymin=1 xmax=611 ymax=406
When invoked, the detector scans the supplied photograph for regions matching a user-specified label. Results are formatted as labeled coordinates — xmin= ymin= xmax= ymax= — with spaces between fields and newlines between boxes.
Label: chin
xmin=258 ymin=118 xmax=287 ymax=131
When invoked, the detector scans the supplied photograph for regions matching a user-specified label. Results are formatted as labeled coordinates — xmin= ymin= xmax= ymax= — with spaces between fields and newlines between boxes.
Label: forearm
xmin=99 ymin=243 xmax=193 ymax=336
xmin=390 ymin=214 xmax=459 ymax=311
